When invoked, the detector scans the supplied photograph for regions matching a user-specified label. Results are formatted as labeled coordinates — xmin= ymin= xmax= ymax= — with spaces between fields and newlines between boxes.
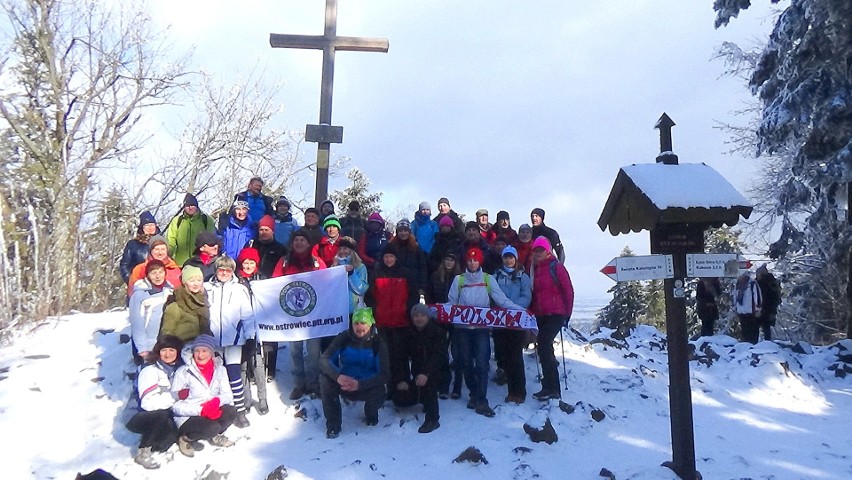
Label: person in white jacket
xmin=204 ymin=255 xmax=255 ymax=429
xmin=127 ymin=259 xmax=174 ymax=365
xmin=734 ymin=272 xmax=763 ymax=344
xmin=447 ymin=247 xmax=523 ymax=417
xmin=170 ymin=334 xmax=236 ymax=457
xmin=125 ymin=335 xmax=184 ymax=469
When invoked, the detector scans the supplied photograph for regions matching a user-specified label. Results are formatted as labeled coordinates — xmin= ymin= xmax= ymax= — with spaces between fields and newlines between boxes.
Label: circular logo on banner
xmin=279 ymin=281 xmax=318 ymax=317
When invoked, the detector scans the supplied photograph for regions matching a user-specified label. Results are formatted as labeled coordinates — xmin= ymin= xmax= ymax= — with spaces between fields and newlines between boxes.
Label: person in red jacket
xmin=312 ymin=215 xmax=341 ymax=267
xmin=529 ymin=236 xmax=574 ymax=401
xmin=365 ymin=243 xmax=418 ymax=397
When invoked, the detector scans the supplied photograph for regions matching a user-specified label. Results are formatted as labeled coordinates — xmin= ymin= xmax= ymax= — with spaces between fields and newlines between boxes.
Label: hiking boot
xmin=234 ymin=410 xmax=250 ymax=428
xmin=418 ymin=420 xmax=440 ymax=434
xmin=466 ymin=399 xmax=476 ymax=410
xmin=289 ymin=387 xmax=305 ymax=400
xmin=209 ymin=434 xmax=235 ymax=447
xmin=177 ymin=436 xmax=195 ymax=458
xmin=438 ymin=391 xmax=449 ymax=400
xmin=326 ymin=427 xmax=340 ymax=439
xmin=450 ymin=391 xmax=461 ymax=400
xmin=475 ymin=403 xmax=496 ymax=417
xmin=134 ymin=446 xmax=160 ymax=469
xmin=365 ymin=416 xmax=379 ymax=426
xmin=532 ymin=389 xmax=561 ymax=401
xmin=493 ymin=368 xmax=508 ymax=386
xmin=257 ymin=399 xmax=269 ymax=415
xmin=505 ymin=394 xmax=526 ymax=404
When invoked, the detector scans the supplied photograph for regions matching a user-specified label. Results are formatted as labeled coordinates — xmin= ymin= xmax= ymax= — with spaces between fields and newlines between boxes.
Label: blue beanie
xmin=501 ymin=245 xmax=519 ymax=258
xmin=191 ymin=334 xmax=217 ymax=353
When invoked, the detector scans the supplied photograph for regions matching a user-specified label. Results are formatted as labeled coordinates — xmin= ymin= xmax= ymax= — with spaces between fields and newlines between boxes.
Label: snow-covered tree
xmin=715 ymin=0 xmax=852 ymax=342
xmin=598 ymin=247 xmax=646 ymax=335
xmin=329 ymin=168 xmax=383 ymax=218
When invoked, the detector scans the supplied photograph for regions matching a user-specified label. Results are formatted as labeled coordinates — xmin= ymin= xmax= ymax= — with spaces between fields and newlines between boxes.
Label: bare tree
xmin=0 ymin=0 xmax=189 ymax=329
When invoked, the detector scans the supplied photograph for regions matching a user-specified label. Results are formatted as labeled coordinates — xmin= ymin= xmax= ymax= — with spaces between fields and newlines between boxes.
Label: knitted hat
xmin=496 ymin=211 xmax=510 ymax=221
xmin=396 ymin=218 xmax=411 ymax=231
xmin=139 ymin=210 xmax=157 ymax=228
xmin=476 ymin=209 xmax=488 ymax=217
xmin=443 ymin=251 xmax=458 ymax=261
xmin=153 ymin=335 xmax=184 ymax=355
xmin=145 ymin=259 xmax=166 ymax=275
xmin=232 ymin=200 xmax=249 ymax=210
xmin=148 ymin=235 xmax=168 ymax=253
xmin=501 ymin=245 xmax=518 ymax=258
xmin=258 ymin=215 xmax=275 ymax=230
xmin=367 ymin=212 xmax=385 ymax=224
xmin=337 ymin=236 xmax=357 ymax=251
xmin=465 ymin=221 xmax=479 ymax=232
xmin=190 ymin=334 xmax=217 ymax=353
xmin=419 ymin=201 xmax=431 ymax=211
xmin=410 ymin=303 xmax=431 ymax=319
xmin=195 ymin=231 xmax=220 ymax=249
xmin=466 ymin=247 xmax=484 ymax=264
xmin=439 ymin=216 xmax=454 ymax=228
xmin=531 ymin=207 xmax=545 ymax=220
xmin=532 ymin=236 xmax=552 ymax=252
xmin=290 ymin=229 xmax=312 ymax=244
xmin=181 ymin=265 xmax=204 ymax=282
xmin=382 ymin=242 xmax=400 ymax=258
xmin=519 ymin=223 xmax=532 ymax=232
xmin=323 ymin=215 xmax=341 ymax=230
xmin=183 ymin=193 xmax=199 ymax=208
xmin=352 ymin=307 xmax=375 ymax=326
xmin=305 ymin=207 xmax=320 ymax=217
xmin=276 ymin=196 xmax=291 ymax=207
xmin=437 ymin=197 xmax=450 ymax=207
xmin=348 ymin=200 xmax=361 ymax=212
xmin=237 ymin=247 xmax=260 ymax=266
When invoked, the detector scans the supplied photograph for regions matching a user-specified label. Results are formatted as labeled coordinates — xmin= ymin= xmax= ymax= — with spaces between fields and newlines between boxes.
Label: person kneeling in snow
xmin=125 ymin=335 xmax=184 ymax=469
xmin=170 ymin=334 xmax=237 ymax=456
xmin=319 ymin=307 xmax=390 ymax=439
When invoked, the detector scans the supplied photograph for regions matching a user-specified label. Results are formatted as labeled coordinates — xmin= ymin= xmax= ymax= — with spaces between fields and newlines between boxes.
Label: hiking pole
xmin=532 ymin=341 xmax=542 ymax=383
xmin=559 ymin=327 xmax=569 ymax=391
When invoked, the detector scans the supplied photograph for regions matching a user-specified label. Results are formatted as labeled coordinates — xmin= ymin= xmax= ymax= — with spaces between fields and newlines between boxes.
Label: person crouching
xmin=319 ymin=307 xmax=390 ymax=439
xmin=170 ymin=334 xmax=237 ymax=456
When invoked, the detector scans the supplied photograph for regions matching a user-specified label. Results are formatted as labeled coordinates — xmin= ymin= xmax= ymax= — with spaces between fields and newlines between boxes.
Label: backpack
xmin=455 ymin=273 xmax=496 ymax=307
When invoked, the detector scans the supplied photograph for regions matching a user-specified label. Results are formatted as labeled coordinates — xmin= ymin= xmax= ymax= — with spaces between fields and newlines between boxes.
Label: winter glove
xmin=200 ymin=397 xmax=222 ymax=420
xmin=177 ymin=388 xmax=190 ymax=400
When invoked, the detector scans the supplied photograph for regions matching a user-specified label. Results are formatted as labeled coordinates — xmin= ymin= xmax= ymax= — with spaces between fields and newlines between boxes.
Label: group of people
xmin=694 ymin=265 xmax=781 ymax=343
xmin=120 ymin=178 xmax=576 ymax=468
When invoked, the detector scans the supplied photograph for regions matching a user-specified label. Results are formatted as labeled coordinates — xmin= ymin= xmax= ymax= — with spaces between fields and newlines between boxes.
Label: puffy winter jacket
xmin=160 ymin=287 xmax=211 ymax=342
xmin=447 ymin=269 xmax=520 ymax=313
xmin=367 ymin=264 xmax=415 ymax=328
xmin=170 ymin=352 xmax=233 ymax=427
xmin=273 ymin=213 xmax=300 ymax=247
xmin=120 ymin=238 xmax=150 ymax=283
xmin=494 ymin=267 xmax=532 ymax=309
xmin=411 ymin=213 xmax=439 ymax=254
xmin=128 ymin=279 xmax=174 ymax=353
xmin=221 ymin=216 xmax=254 ymax=259
xmin=320 ymin=327 xmax=390 ymax=390
xmin=530 ymin=256 xmax=574 ymax=317
xmin=234 ymin=191 xmax=274 ymax=227
xmin=127 ymin=257 xmax=183 ymax=296
xmin=137 ymin=360 xmax=180 ymax=411
xmin=312 ymin=236 xmax=340 ymax=268
xmin=204 ymin=277 xmax=255 ymax=346
xmin=166 ymin=211 xmax=216 ymax=266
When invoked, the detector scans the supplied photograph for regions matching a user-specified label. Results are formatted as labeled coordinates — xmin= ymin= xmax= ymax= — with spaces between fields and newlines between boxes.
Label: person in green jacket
xmin=160 ymin=266 xmax=211 ymax=343
xmin=166 ymin=193 xmax=216 ymax=266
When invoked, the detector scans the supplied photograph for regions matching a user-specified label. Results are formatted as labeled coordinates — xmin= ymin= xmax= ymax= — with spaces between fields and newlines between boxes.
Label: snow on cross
xmin=600 ymin=254 xmax=674 ymax=282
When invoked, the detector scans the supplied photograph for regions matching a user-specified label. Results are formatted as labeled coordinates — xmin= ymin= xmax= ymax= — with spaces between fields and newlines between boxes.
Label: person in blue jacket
xmin=273 ymin=196 xmax=300 ymax=246
xmin=411 ymin=201 xmax=439 ymax=255
xmin=220 ymin=200 xmax=254 ymax=259
xmin=492 ymin=245 xmax=532 ymax=404
xmin=233 ymin=177 xmax=273 ymax=229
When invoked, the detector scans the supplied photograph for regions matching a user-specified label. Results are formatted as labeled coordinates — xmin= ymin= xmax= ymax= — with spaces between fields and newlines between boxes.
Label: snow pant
xmin=492 ymin=328 xmax=527 ymax=398
xmin=437 ymin=324 xmax=458 ymax=396
xmin=699 ymin=314 xmax=717 ymax=337
xmin=761 ymin=313 xmax=776 ymax=341
xmin=178 ymin=405 xmax=237 ymax=441
xmin=319 ymin=373 xmax=386 ymax=431
xmin=453 ymin=327 xmax=491 ymax=406
xmin=126 ymin=408 xmax=178 ymax=452
xmin=739 ymin=314 xmax=760 ymax=344
xmin=378 ymin=326 xmax=410 ymax=397
xmin=289 ymin=338 xmax=322 ymax=392
xmin=262 ymin=341 xmax=278 ymax=380
xmin=241 ymin=341 xmax=267 ymax=407
xmin=223 ymin=345 xmax=248 ymax=412
xmin=536 ymin=315 xmax=566 ymax=393
xmin=391 ymin=379 xmax=440 ymax=423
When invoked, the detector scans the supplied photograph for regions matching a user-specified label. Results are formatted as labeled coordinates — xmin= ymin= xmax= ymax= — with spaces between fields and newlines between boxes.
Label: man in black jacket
xmin=530 ymin=207 xmax=565 ymax=263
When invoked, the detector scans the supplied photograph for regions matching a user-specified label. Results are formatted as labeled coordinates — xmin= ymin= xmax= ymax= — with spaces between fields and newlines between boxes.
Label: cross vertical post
xmin=270 ymin=0 xmax=388 ymax=208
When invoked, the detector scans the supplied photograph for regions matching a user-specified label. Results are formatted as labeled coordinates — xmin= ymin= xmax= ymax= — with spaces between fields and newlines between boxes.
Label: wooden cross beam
xmin=270 ymin=0 xmax=388 ymax=207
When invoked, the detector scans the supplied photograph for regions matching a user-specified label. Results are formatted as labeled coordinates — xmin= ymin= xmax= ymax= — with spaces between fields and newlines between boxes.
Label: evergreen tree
xmin=598 ymin=247 xmax=646 ymax=335
xmin=329 ymin=168 xmax=383 ymax=217
xmin=642 ymin=279 xmax=666 ymax=332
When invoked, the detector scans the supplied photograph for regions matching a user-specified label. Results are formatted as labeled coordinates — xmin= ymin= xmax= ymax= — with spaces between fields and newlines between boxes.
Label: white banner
xmin=251 ymin=266 xmax=350 ymax=342
xmin=431 ymin=304 xmax=539 ymax=334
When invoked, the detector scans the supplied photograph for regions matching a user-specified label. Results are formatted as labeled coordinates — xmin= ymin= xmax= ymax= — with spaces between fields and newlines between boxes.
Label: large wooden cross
xmin=270 ymin=0 xmax=388 ymax=208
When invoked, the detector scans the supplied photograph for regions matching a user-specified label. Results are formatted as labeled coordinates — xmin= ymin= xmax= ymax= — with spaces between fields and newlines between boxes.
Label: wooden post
xmin=270 ymin=0 xmax=388 ymax=207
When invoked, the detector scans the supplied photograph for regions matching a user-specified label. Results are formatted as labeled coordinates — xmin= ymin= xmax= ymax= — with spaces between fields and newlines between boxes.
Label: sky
xmin=4 ymin=308 xmax=851 ymax=479
xmin=145 ymin=1 xmax=786 ymax=300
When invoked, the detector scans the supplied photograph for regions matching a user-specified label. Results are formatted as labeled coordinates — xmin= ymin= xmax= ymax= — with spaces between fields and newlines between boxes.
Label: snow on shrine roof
xmin=622 ymin=162 xmax=751 ymax=209
xmin=597 ymin=161 xmax=753 ymax=235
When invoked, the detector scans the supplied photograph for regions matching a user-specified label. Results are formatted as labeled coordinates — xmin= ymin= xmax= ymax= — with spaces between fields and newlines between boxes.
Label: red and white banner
xmin=431 ymin=304 xmax=538 ymax=334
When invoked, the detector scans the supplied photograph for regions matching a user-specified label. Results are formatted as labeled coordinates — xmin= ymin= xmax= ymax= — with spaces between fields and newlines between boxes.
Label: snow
xmin=2 ymin=310 xmax=852 ymax=480
xmin=622 ymin=163 xmax=752 ymax=210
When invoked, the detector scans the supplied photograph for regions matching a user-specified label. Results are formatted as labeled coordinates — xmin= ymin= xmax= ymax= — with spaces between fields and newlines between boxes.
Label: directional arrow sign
xmin=685 ymin=253 xmax=750 ymax=278
xmin=600 ymin=254 xmax=674 ymax=282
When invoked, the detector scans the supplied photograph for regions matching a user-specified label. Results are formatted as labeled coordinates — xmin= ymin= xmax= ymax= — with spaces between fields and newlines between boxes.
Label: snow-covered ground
xmin=2 ymin=303 xmax=851 ymax=480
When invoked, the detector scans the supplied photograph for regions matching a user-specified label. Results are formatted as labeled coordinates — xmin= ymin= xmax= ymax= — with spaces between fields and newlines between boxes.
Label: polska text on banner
xmin=431 ymin=304 xmax=538 ymax=334
xmin=250 ymin=266 xmax=350 ymax=342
